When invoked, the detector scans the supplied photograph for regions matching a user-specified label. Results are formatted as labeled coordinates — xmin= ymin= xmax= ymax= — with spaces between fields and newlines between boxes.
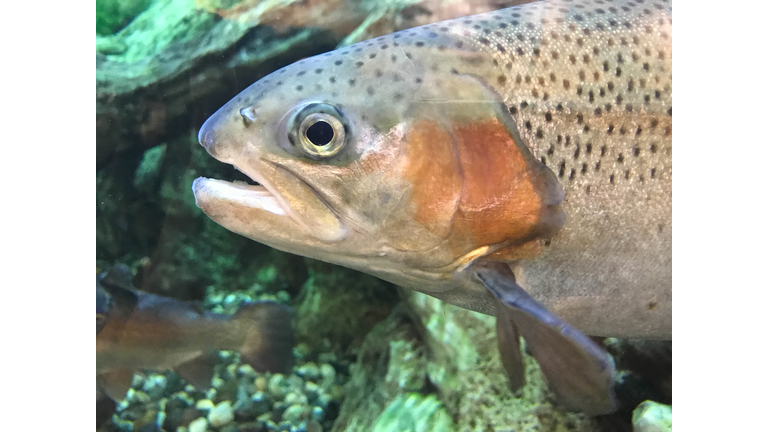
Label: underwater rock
xmin=632 ymin=401 xmax=672 ymax=432
xmin=294 ymin=259 xmax=400 ymax=353
xmin=209 ymin=401 xmax=235 ymax=427
xmin=133 ymin=144 xmax=167 ymax=193
xmin=96 ymin=0 xmax=153 ymax=35
xmin=332 ymin=292 xmax=605 ymax=431
xmin=404 ymin=291 xmax=600 ymax=432
xmin=598 ymin=338 xmax=672 ymax=431
xmin=331 ymin=304 xmax=436 ymax=432
xmin=189 ymin=417 xmax=210 ymax=432
xmin=371 ymin=394 xmax=452 ymax=432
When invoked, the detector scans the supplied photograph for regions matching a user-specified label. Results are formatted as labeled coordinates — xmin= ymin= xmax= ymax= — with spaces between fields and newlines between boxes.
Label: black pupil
xmin=306 ymin=120 xmax=334 ymax=146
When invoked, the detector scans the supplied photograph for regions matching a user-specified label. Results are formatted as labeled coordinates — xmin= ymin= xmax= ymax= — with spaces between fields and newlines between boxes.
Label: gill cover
xmin=400 ymin=72 xmax=565 ymax=264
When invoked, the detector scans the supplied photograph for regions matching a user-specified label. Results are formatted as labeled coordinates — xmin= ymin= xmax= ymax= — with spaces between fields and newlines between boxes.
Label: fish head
xmin=194 ymin=37 xmax=565 ymax=287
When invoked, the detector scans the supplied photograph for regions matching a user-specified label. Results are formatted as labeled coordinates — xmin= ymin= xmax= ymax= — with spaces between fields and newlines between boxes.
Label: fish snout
xmin=198 ymin=114 xmax=219 ymax=154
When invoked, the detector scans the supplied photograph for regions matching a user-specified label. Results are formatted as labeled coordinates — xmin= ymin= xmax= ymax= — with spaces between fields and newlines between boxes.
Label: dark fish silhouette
xmin=96 ymin=264 xmax=294 ymax=401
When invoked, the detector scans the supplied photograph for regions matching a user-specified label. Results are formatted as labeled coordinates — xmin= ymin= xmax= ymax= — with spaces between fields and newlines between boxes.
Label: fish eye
xmin=289 ymin=103 xmax=346 ymax=158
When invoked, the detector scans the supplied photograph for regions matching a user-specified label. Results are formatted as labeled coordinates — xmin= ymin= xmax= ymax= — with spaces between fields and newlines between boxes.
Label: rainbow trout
xmin=96 ymin=265 xmax=294 ymax=401
xmin=192 ymin=0 xmax=672 ymax=414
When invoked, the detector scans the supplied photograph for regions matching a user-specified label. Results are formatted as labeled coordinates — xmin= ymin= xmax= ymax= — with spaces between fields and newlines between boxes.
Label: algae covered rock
xmin=97 ymin=0 xmax=153 ymax=35
xmin=372 ymin=394 xmax=453 ymax=432
xmin=405 ymin=291 xmax=598 ymax=432
xmin=294 ymin=260 xmax=400 ymax=353
xmin=333 ymin=294 xmax=600 ymax=432
xmin=332 ymin=304 xmax=440 ymax=432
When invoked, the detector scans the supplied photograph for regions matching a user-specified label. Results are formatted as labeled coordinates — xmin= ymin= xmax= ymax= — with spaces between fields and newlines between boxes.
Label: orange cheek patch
xmin=402 ymin=120 xmax=463 ymax=238
xmin=450 ymin=118 xmax=545 ymax=252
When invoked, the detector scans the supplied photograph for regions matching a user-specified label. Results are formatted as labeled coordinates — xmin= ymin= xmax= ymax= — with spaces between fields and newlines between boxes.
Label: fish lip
xmin=192 ymin=164 xmax=289 ymax=217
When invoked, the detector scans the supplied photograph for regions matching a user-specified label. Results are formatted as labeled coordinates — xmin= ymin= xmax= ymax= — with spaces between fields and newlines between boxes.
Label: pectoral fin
xmin=495 ymin=301 xmax=524 ymax=393
xmin=474 ymin=262 xmax=618 ymax=415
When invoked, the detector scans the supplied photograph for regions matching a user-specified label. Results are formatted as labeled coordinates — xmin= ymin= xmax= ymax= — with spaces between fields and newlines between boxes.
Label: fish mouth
xmin=193 ymin=158 xmax=349 ymax=243
xmin=192 ymin=165 xmax=287 ymax=217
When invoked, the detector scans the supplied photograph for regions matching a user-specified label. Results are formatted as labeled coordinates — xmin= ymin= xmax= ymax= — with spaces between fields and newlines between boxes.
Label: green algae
xmin=294 ymin=260 xmax=399 ymax=352
xmin=372 ymin=394 xmax=453 ymax=432
xmin=133 ymin=143 xmax=167 ymax=191
xmin=96 ymin=0 xmax=153 ymax=36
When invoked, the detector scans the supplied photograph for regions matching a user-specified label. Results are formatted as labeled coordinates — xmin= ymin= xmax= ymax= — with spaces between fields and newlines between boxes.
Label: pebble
xmin=205 ymin=388 xmax=217 ymax=401
xmin=251 ymin=391 xmax=271 ymax=415
xmin=319 ymin=364 xmax=336 ymax=391
xmin=268 ymin=374 xmax=289 ymax=398
xmin=142 ymin=374 xmax=168 ymax=399
xmin=196 ymin=399 xmax=215 ymax=410
xmin=131 ymin=373 xmax=145 ymax=388
xmin=212 ymin=376 xmax=225 ymax=389
xmin=285 ymin=392 xmax=307 ymax=406
xmin=255 ymin=376 xmax=268 ymax=392
xmin=127 ymin=389 xmax=151 ymax=404
xmin=282 ymin=404 xmax=305 ymax=424
xmin=315 ymin=393 xmax=331 ymax=409
xmin=632 ymin=400 xmax=672 ymax=432
xmin=296 ymin=362 xmax=320 ymax=381
xmin=208 ymin=401 xmax=235 ymax=427
xmin=311 ymin=406 xmax=324 ymax=421
xmin=188 ymin=417 xmax=209 ymax=432
xmin=224 ymin=293 xmax=238 ymax=307
xmin=304 ymin=381 xmax=320 ymax=402
xmin=238 ymin=364 xmax=257 ymax=378
xmin=287 ymin=374 xmax=305 ymax=391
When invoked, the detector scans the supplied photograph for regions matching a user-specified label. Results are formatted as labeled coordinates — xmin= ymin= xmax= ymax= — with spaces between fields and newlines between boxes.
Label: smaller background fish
xmin=96 ymin=264 xmax=294 ymax=404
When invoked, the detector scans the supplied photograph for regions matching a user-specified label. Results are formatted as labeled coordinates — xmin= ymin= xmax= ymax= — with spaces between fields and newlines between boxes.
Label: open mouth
xmin=193 ymin=165 xmax=286 ymax=216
